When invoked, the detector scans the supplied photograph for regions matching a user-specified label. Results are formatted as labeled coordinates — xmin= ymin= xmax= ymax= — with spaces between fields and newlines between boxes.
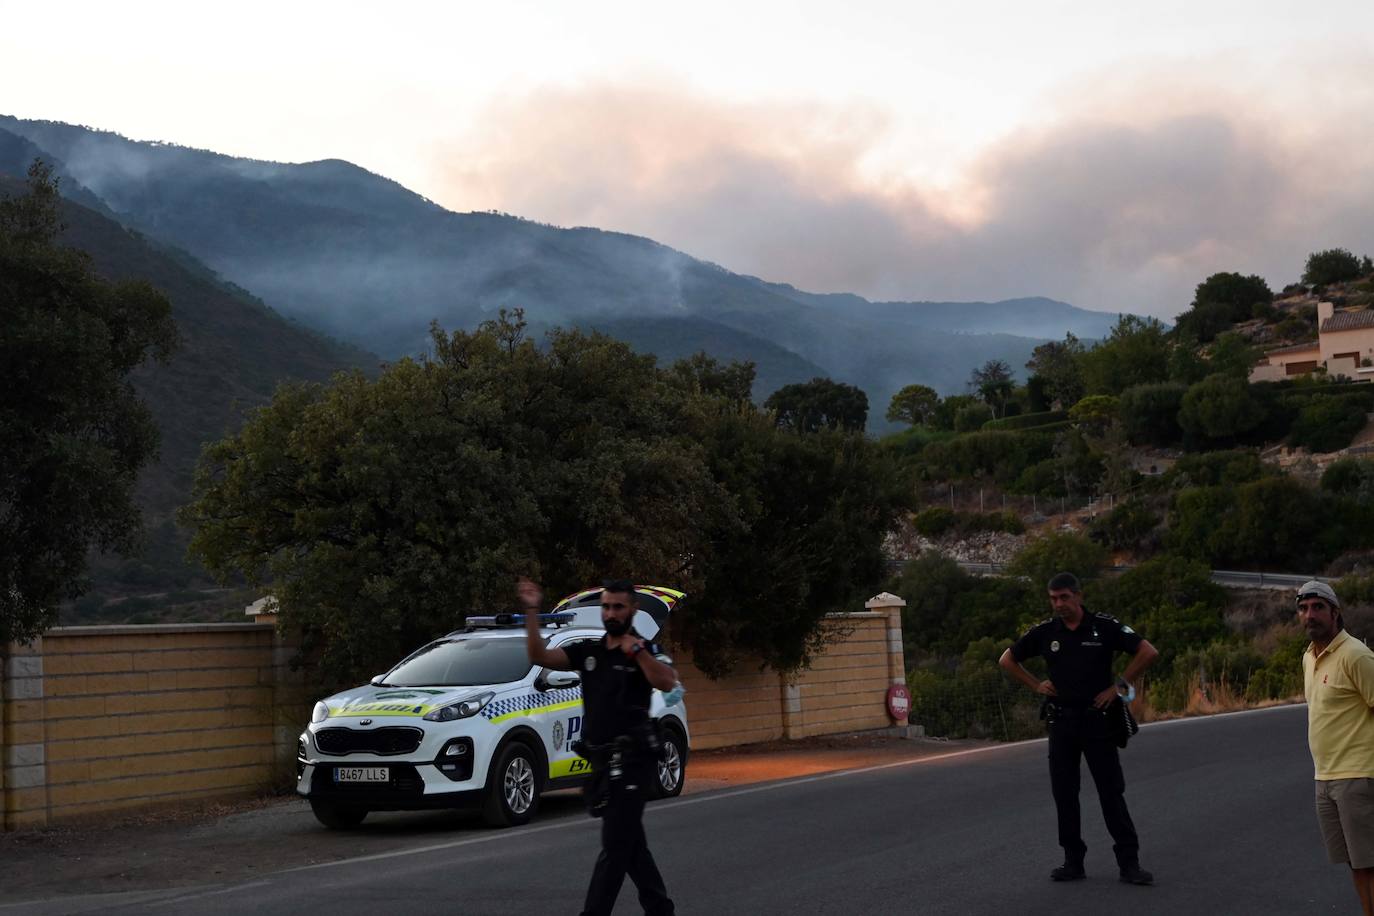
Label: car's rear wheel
xmin=653 ymin=724 xmax=687 ymax=798
xmin=310 ymin=799 xmax=368 ymax=830
xmin=483 ymin=741 xmax=541 ymax=827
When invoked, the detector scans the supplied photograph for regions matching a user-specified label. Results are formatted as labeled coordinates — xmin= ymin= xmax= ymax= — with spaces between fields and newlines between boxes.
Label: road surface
xmin=1 ymin=704 xmax=1350 ymax=915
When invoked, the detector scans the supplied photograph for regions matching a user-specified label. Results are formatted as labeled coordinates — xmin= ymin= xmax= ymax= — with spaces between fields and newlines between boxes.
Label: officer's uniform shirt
xmin=563 ymin=632 xmax=668 ymax=744
xmin=1011 ymin=610 xmax=1143 ymax=705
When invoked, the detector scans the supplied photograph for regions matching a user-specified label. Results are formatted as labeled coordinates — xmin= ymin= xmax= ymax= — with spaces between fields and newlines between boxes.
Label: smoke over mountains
xmin=0 ymin=114 xmax=1130 ymax=424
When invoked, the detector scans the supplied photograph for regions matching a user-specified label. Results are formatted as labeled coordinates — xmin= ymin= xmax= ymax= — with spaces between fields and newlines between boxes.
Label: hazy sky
xmin=3 ymin=1 xmax=1372 ymax=318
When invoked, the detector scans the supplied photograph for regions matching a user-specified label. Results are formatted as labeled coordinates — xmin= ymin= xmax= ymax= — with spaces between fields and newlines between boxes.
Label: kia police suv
xmin=297 ymin=586 xmax=690 ymax=829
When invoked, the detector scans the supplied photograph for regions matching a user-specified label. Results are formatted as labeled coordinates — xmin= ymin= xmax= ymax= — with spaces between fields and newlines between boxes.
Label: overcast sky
xmin=3 ymin=0 xmax=1372 ymax=319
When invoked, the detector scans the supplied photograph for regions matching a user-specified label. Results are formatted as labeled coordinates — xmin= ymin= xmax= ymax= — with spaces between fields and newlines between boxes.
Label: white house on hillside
xmin=1250 ymin=301 xmax=1374 ymax=383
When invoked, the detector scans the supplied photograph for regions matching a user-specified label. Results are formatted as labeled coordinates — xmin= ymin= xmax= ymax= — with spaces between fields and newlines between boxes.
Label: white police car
xmin=297 ymin=585 xmax=690 ymax=829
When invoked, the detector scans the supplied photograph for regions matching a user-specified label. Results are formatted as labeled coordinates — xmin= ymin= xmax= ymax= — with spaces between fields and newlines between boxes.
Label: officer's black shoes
xmin=1118 ymin=864 xmax=1154 ymax=885
xmin=1049 ymin=861 xmax=1086 ymax=881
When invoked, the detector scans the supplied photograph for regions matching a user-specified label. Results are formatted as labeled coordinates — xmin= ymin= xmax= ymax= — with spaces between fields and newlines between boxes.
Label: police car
xmin=296 ymin=586 xmax=690 ymax=829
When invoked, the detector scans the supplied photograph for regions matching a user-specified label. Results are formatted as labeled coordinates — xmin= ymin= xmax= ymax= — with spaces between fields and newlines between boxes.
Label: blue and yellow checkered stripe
xmin=483 ymin=687 xmax=583 ymax=724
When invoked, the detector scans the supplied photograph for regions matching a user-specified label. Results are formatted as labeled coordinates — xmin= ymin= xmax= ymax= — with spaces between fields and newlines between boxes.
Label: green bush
xmin=1119 ymin=383 xmax=1186 ymax=445
xmin=913 ymin=507 xmax=957 ymax=537
xmin=1088 ymin=499 xmax=1160 ymax=551
xmin=913 ymin=507 xmax=1026 ymax=539
xmin=1287 ymin=397 xmax=1368 ymax=453
xmin=1304 ymin=248 xmax=1364 ymax=286
xmin=917 ymin=430 xmax=1056 ymax=485
xmin=954 ymin=403 xmax=994 ymax=432
xmin=1008 ymin=532 xmax=1108 ymax=589
xmin=1164 ymin=449 xmax=1268 ymax=488
xmin=1178 ymin=374 xmax=1266 ymax=444
xmin=1274 ymin=317 xmax=1313 ymax=340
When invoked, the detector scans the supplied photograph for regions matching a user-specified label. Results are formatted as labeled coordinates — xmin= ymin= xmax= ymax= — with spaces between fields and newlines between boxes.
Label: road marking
xmin=278 ymin=703 xmax=1304 ymax=877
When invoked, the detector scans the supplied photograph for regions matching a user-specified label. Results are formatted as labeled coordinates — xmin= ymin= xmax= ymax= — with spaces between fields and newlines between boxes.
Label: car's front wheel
xmin=653 ymin=724 xmax=687 ymax=799
xmin=310 ymin=799 xmax=368 ymax=830
xmin=483 ymin=741 xmax=541 ymax=827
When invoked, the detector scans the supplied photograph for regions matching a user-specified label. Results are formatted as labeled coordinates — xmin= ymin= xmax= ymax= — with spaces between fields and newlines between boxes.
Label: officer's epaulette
xmin=1092 ymin=612 xmax=1122 ymax=623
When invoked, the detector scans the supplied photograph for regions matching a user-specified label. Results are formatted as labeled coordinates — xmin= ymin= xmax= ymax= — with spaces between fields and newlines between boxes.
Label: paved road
xmin=2 ymin=705 xmax=1351 ymax=915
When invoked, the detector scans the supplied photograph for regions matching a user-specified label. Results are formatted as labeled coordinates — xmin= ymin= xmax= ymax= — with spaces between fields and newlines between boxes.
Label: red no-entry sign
xmin=887 ymin=684 xmax=911 ymax=722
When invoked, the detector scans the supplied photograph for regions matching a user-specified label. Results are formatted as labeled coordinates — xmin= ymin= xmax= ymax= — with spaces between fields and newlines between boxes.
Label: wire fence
xmin=908 ymin=670 xmax=1045 ymax=742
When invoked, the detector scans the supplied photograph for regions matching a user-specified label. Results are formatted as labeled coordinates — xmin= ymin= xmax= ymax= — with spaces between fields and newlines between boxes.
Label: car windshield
xmin=385 ymin=637 xmax=532 ymax=687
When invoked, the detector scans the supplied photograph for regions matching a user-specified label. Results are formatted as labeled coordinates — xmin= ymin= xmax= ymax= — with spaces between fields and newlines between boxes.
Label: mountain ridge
xmin=0 ymin=115 xmax=1133 ymax=420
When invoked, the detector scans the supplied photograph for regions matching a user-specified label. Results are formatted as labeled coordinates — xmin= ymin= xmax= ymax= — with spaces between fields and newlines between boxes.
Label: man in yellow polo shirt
xmin=1300 ymin=580 xmax=1374 ymax=916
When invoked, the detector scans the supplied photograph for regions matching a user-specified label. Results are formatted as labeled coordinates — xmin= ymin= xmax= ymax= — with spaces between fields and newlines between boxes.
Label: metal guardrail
xmin=887 ymin=559 xmax=1330 ymax=590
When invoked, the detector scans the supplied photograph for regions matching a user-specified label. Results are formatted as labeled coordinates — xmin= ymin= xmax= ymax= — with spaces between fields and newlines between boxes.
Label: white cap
xmin=1296 ymin=581 xmax=1340 ymax=608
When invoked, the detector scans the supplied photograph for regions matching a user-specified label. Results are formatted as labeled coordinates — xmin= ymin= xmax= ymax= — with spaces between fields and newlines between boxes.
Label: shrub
xmin=913 ymin=507 xmax=956 ymax=537
xmin=954 ymin=403 xmax=994 ymax=432
xmin=917 ymin=430 xmax=1056 ymax=485
xmin=1178 ymin=374 xmax=1266 ymax=444
xmin=1274 ymin=317 xmax=1312 ymax=340
xmin=1008 ymin=531 xmax=1108 ymax=588
xmin=913 ymin=507 xmax=1026 ymax=538
xmin=1287 ymin=397 xmax=1368 ymax=453
xmin=1119 ymin=383 xmax=1186 ymax=445
xmin=1303 ymin=248 xmax=1363 ymax=286
xmin=1088 ymin=499 xmax=1160 ymax=551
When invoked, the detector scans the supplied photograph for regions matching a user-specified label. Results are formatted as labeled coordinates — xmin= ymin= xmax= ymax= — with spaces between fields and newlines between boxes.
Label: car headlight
xmin=422 ymin=691 xmax=494 ymax=723
xmin=311 ymin=701 xmax=330 ymax=724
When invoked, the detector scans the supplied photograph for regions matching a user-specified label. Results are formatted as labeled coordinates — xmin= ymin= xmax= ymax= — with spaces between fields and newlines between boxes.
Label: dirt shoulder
xmin=0 ymin=732 xmax=986 ymax=904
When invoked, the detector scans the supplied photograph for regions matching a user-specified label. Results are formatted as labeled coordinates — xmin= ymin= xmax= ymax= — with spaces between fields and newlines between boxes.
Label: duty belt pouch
xmin=584 ymin=767 xmax=611 ymax=818
xmin=1108 ymin=696 xmax=1140 ymax=748
xmin=571 ymin=741 xmax=611 ymax=818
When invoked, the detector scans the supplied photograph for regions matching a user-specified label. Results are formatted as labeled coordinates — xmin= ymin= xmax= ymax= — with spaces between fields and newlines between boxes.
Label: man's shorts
xmin=1315 ymin=778 xmax=1374 ymax=868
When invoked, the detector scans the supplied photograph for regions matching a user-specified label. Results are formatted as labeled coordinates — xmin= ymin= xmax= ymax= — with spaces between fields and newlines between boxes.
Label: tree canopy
xmin=1303 ymin=248 xmax=1364 ymax=287
xmin=764 ymin=377 xmax=869 ymax=433
xmin=184 ymin=318 xmax=905 ymax=683
xmin=1 ymin=162 xmax=178 ymax=643
xmin=1025 ymin=334 xmax=1086 ymax=407
xmin=886 ymin=384 xmax=940 ymax=427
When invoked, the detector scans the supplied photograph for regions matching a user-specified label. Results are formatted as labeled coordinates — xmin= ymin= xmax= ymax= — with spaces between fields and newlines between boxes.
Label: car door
xmin=542 ymin=635 xmax=596 ymax=781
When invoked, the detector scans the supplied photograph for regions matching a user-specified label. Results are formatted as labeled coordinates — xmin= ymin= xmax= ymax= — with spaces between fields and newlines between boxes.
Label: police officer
xmin=521 ymin=577 xmax=677 ymax=916
xmin=998 ymin=571 xmax=1160 ymax=886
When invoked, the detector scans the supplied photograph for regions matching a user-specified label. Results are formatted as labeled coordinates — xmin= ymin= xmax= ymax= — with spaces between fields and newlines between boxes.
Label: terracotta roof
xmin=1265 ymin=341 xmax=1320 ymax=357
xmin=1321 ymin=310 xmax=1374 ymax=333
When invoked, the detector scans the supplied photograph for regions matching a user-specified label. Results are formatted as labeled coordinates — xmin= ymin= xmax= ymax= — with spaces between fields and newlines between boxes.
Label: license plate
xmin=334 ymin=767 xmax=388 ymax=783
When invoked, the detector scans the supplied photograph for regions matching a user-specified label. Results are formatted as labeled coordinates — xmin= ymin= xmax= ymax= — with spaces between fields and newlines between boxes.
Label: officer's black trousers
xmin=1047 ymin=712 xmax=1140 ymax=868
xmin=581 ymin=762 xmax=674 ymax=916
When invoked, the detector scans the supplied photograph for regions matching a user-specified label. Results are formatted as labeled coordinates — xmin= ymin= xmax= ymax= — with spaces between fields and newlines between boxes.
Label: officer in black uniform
xmin=998 ymin=571 xmax=1160 ymax=886
xmin=521 ymin=577 xmax=677 ymax=916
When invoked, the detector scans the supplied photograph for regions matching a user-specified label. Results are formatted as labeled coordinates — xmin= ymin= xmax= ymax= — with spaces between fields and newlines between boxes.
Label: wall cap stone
xmin=46 ymin=624 xmax=275 ymax=637
xmin=865 ymin=592 xmax=907 ymax=609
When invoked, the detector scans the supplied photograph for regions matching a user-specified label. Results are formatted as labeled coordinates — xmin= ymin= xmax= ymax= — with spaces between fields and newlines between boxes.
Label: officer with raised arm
xmin=521 ymin=576 xmax=677 ymax=916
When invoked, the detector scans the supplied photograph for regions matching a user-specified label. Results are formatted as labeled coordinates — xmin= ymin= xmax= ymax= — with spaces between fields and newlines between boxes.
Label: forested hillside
xmin=0 ymin=175 xmax=376 ymax=618
xmin=883 ymin=255 xmax=1374 ymax=735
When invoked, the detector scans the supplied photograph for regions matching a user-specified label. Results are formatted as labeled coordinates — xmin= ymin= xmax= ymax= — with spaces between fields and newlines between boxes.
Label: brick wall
xmin=674 ymin=595 xmax=907 ymax=750
xmin=1 ymin=624 xmax=307 ymax=829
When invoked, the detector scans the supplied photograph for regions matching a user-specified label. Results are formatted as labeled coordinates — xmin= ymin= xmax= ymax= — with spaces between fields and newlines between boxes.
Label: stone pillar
xmin=247 ymin=595 xmax=309 ymax=787
xmin=865 ymin=592 xmax=909 ymax=727
xmin=2 ymin=638 xmax=48 ymax=829
xmin=780 ymin=677 xmax=802 ymax=740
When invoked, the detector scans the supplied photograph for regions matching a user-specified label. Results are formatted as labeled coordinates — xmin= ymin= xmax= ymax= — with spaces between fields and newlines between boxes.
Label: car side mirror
xmin=369 ymin=674 xmax=387 ymax=686
xmin=541 ymin=669 xmax=580 ymax=690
